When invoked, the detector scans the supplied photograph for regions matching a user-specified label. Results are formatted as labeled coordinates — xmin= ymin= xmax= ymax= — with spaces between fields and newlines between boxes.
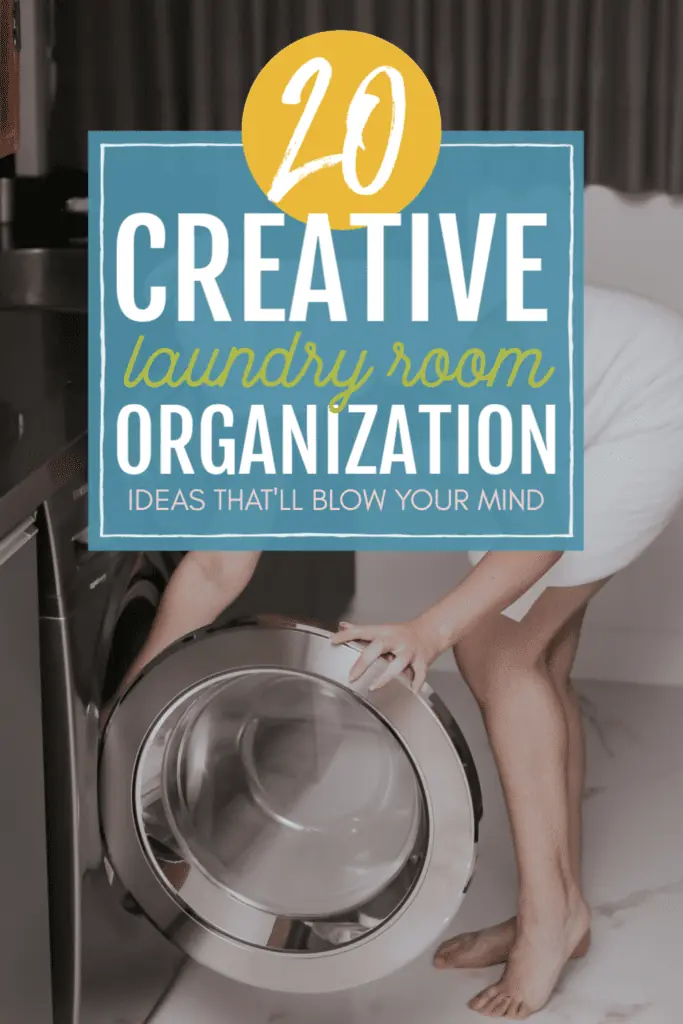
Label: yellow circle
xmin=242 ymin=30 xmax=442 ymax=230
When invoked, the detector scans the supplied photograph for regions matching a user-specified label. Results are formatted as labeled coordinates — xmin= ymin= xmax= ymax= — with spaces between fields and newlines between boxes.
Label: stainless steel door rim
xmin=100 ymin=620 xmax=477 ymax=994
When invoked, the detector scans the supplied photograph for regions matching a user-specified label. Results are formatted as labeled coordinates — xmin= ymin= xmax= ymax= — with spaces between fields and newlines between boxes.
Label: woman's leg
xmin=547 ymin=607 xmax=589 ymax=892
xmin=435 ymin=607 xmax=590 ymax=970
xmin=442 ymin=581 xmax=607 ymax=1018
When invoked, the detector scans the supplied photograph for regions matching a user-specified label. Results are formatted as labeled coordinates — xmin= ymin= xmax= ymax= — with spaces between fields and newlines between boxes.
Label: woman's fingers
xmin=330 ymin=622 xmax=430 ymax=693
xmin=330 ymin=621 xmax=375 ymax=645
xmin=369 ymin=651 xmax=411 ymax=691
xmin=410 ymin=658 xmax=428 ymax=693
xmin=349 ymin=637 xmax=389 ymax=681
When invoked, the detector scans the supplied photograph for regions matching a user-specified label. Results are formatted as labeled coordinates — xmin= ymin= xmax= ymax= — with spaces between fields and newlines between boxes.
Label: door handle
xmin=72 ymin=526 xmax=89 ymax=549
xmin=0 ymin=518 xmax=36 ymax=568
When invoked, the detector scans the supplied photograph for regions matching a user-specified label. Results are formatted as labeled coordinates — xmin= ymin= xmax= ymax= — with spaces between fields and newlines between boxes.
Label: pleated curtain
xmin=51 ymin=0 xmax=683 ymax=193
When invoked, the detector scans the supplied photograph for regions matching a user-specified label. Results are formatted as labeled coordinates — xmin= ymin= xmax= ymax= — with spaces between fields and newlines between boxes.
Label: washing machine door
xmin=99 ymin=619 xmax=480 ymax=994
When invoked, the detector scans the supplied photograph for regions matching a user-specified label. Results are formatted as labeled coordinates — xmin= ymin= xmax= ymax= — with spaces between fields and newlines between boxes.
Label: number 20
xmin=268 ymin=57 xmax=407 ymax=204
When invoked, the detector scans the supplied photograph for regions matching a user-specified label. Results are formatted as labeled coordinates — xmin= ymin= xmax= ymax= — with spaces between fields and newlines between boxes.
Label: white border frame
xmin=98 ymin=141 xmax=576 ymax=540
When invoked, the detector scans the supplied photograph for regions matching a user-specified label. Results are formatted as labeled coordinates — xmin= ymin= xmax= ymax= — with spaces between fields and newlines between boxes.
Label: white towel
xmin=469 ymin=285 xmax=683 ymax=620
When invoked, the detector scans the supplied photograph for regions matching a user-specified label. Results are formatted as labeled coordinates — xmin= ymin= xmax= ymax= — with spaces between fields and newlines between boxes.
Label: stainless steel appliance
xmin=39 ymin=440 xmax=481 ymax=1017
xmin=100 ymin=619 xmax=482 ymax=996
xmin=0 ymin=305 xmax=89 ymax=1024
xmin=0 ymin=518 xmax=53 ymax=1024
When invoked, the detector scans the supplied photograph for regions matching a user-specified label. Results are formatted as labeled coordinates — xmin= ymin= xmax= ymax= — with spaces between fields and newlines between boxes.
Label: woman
xmin=121 ymin=285 xmax=683 ymax=1019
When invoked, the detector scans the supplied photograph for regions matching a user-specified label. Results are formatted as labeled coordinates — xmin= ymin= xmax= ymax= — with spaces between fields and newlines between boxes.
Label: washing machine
xmin=40 ymin=449 xmax=483 ymax=1022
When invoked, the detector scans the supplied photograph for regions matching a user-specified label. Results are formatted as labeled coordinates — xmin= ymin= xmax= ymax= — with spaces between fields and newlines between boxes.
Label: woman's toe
xmin=488 ymin=993 xmax=511 ymax=1016
xmin=434 ymin=935 xmax=467 ymax=967
xmin=469 ymin=984 xmax=499 ymax=1013
xmin=507 ymin=1001 xmax=530 ymax=1020
xmin=433 ymin=941 xmax=454 ymax=966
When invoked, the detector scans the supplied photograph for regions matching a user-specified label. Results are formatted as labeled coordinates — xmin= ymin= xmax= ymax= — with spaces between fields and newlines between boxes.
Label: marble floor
xmin=152 ymin=672 xmax=683 ymax=1024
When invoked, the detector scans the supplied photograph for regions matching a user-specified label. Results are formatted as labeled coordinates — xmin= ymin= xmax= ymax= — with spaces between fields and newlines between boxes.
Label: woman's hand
xmin=329 ymin=552 xmax=564 ymax=698
xmin=331 ymin=618 xmax=441 ymax=693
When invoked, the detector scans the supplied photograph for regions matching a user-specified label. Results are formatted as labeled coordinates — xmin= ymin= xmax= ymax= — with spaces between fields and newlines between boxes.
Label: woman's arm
xmin=121 ymin=550 xmax=261 ymax=689
xmin=333 ymin=550 xmax=562 ymax=688
xmin=417 ymin=549 xmax=563 ymax=654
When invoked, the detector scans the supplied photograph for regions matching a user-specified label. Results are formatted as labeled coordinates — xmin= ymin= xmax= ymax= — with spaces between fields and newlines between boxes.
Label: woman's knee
xmin=454 ymin=631 xmax=528 ymax=708
xmin=458 ymin=647 xmax=560 ymax=717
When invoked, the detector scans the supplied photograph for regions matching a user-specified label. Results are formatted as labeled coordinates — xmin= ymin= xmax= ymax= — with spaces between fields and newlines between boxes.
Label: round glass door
xmin=154 ymin=669 xmax=421 ymax=916
xmin=101 ymin=621 xmax=477 ymax=992
xmin=137 ymin=668 xmax=426 ymax=941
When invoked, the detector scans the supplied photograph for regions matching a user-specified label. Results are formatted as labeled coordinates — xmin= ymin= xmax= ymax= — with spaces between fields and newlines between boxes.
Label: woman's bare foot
xmin=467 ymin=893 xmax=590 ymax=1018
xmin=433 ymin=917 xmax=590 ymax=970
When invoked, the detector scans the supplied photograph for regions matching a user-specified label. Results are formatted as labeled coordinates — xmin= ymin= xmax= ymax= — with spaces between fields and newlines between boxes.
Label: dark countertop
xmin=0 ymin=309 xmax=87 ymax=538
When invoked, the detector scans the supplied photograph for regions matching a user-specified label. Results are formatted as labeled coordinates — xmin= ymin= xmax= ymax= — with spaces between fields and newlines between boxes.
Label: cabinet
xmin=0 ymin=0 xmax=20 ymax=159
xmin=0 ymin=521 xmax=53 ymax=1024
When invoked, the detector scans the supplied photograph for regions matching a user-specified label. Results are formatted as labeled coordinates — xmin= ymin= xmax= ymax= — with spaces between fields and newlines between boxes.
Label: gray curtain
xmin=51 ymin=0 xmax=683 ymax=194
